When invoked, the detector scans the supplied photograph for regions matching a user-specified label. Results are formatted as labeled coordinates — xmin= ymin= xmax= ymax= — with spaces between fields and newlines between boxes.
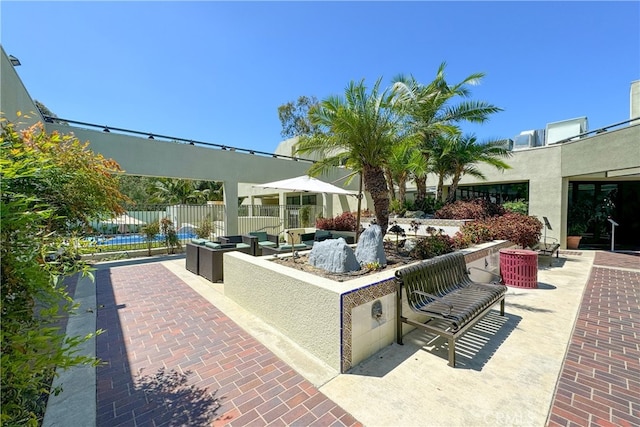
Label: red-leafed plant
xmin=316 ymin=211 xmax=357 ymax=231
xmin=434 ymin=198 xmax=505 ymax=220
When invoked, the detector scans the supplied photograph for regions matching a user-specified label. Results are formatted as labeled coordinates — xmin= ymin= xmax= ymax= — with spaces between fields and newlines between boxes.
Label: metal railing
xmin=553 ymin=117 xmax=640 ymax=145
xmin=42 ymin=116 xmax=316 ymax=163
xmin=78 ymin=204 xmax=323 ymax=254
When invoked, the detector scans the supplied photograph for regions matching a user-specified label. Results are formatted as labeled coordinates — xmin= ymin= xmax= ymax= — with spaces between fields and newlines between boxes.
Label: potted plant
xmin=566 ymin=222 xmax=587 ymax=249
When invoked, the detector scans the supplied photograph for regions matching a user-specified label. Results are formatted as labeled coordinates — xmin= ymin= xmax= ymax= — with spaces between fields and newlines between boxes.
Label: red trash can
xmin=499 ymin=249 xmax=538 ymax=289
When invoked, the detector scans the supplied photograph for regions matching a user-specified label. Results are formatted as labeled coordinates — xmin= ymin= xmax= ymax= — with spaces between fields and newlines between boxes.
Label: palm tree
xmin=433 ymin=133 xmax=512 ymax=203
xmin=386 ymin=139 xmax=426 ymax=205
xmin=193 ymin=181 xmax=224 ymax=202
xmin=295 ymin=78 xmax=406 ymax=235
xmin=392 ymin=63 xmax=503 ymax=206
xmin=148 ymin=178 xmax=198 ymax=204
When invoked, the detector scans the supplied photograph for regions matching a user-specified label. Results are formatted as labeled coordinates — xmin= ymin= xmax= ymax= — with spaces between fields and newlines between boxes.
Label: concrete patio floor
xmin=44 ymin=249 xmax=640 ymax=426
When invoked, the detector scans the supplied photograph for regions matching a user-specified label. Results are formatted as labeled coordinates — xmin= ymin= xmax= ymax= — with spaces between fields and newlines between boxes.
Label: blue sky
xmin=2 ymin=1 xmax=639 ymax=153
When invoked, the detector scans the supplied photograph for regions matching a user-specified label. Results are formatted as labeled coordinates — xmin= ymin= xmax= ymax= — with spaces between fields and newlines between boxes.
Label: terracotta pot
xmin=566 ymin=235 xmax=582 ymax=249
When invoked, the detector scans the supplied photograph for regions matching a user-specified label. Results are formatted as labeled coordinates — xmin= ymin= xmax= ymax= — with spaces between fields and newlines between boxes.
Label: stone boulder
xmin=355 ymin=225 xmax=386 ymax=266
xmin=308 ymin=238 xmax=360 ymax=273
xmin=404 ymin=238 xmax=417 ymax=253
xmin=404 ymin=210 xmax=426 ymax=219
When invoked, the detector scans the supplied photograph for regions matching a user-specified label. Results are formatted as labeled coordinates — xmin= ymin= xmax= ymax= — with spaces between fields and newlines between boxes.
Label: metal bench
xmin=395 ymin=252 xmax=507 ymax=367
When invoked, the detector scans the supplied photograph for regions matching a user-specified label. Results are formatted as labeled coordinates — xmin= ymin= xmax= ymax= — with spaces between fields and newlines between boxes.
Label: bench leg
xmin=448 ymin=338 xmax=456 ymax=367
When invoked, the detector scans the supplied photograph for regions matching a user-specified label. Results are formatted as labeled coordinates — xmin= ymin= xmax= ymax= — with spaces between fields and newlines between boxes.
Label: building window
xmin=455 ymin=183 xmax=529 ymax=203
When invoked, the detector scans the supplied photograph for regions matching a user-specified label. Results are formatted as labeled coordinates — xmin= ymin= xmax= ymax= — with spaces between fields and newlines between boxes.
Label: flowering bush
xmin=316 ymin=211 xmax=357 ymax=231
xmin=434 ymin=198 xmax=505 ymax=220
xmin=410 ymin=229 xmax=455 ymax=259
xmin=486 ymin=212 xmax=542 ymax=249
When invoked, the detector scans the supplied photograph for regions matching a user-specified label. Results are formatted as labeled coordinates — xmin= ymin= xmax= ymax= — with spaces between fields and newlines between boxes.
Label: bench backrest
xmin=395 ymin=252 xmax=470 ymax=304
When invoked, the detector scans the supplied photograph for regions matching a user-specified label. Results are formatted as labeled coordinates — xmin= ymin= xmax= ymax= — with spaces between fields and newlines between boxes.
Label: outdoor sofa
xmin=186 ymin=235 xmax=258 ymax=282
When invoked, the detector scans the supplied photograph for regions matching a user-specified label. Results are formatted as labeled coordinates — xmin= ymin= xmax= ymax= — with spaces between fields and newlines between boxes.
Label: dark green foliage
xmin=502 ymin=199 xmax=529 ymax=215
xmin=277 ymin=95 xmax=320 ymax=139
xmin=411 ymin=197 xmax=444 ymax=215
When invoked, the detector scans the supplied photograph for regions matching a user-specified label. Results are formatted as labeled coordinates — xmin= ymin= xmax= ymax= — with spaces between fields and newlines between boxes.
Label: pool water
xmin=97 ymin=232 xmax=196 ymax=245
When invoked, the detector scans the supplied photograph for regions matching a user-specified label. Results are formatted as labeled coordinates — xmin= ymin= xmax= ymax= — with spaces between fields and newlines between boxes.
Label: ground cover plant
xmin=1 ymin=118 xmax=127 ymax=425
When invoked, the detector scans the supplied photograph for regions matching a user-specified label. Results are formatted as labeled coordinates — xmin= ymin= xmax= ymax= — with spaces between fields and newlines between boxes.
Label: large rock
xmin=308 ymin=238 xmax=360 ymax=273
xmin=355 ymin=225 xmax=386 ymax=266
xmin=404 ymin=210 xmax=426 ymax=219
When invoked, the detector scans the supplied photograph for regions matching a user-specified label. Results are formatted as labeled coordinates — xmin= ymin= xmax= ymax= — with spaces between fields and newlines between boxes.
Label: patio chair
xmin=219 ymin=234 xmax=259 ymax=256
xmin=197 ymin=240 xmax=254 ymax=282
xmin=300 ymin=230 xmax=333 ymax=247
xmin=249 ymin=231 xmax=279 ymax=255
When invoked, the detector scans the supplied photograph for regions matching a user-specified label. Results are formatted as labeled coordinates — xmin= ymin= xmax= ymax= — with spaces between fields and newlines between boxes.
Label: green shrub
xmin=502 ymin=199 xmax=528 ymax=215
xmin=196 ymin=216 xmax=212 ymax=239
xmin=389 ymin=199 xmax=405 ymax=216
xmin=141 ymin=222 xmax=161 ymax=256
xmin=410 ymin=229 xmax=455 ymax=259
xmin=459 ymin=220 xmax=494 ymax=245
xmin=411 ymin=197 xmax=443 ymax=214
xmin=1 ymin=119 xmax=125 ymax=425
xmin=160 ymin=217 xmax=181 ymax=254
xmin=299 ymin=206 xmax=312 ymax=227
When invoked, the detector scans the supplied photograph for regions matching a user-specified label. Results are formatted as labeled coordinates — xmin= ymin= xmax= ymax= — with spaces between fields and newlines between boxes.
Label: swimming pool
xmin=97 ymin=232 xmax=197 ymax=245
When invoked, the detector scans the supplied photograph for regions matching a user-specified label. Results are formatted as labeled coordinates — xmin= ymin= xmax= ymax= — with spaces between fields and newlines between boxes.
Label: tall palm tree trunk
xmin=414 ymin=176 xmax=427 ymax=210
xmin=384 ymin=168 xmax=396 ymax=201
xmin=363 ymin=164 xmax=390 ymax=235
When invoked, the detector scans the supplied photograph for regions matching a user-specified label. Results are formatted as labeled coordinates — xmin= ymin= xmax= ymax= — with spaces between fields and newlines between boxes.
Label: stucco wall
xmin=224 ymin=252 xmax=345 ymax=370
xmin=0 ymin=47 xmax=42 ymax=128
xmin=224 ymin=241 xmax=510 ymax=372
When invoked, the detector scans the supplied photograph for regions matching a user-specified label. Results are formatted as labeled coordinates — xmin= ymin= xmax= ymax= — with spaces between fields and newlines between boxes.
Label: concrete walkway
xmin=45 ymin=250 xmax=640 ymax=426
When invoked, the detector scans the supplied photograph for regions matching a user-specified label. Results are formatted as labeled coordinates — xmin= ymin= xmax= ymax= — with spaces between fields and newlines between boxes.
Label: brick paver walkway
xmin=547 ymin=251 xmax=640 ymax=427
xmin=95 ymin=263 xmax=362 ymax=427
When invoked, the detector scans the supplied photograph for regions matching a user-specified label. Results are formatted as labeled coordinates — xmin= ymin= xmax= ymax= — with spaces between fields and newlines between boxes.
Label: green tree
xmin=1 ymin=119 xmax=127 ymax=425
xmin=435 ymin=133 xmax=512 ymax=203
xmin=148 ymin=178 xmax=197 ymax=204
xmin=392 ymin=63 xmax=503 ymax=207
xmin=295 ymin=79 xmax=405 ymax=234
xmin=34 ymin=99 xmax=68 ymax=125
xmin=277 ymin=95 xmax=320 ymax=139
xmin=193 ymin=180 xmax=223 ymax=202
xmin=118 ymin=175 xmax=158 ymax=205
xmin=386 ymin=139 xmax=426 ymax=205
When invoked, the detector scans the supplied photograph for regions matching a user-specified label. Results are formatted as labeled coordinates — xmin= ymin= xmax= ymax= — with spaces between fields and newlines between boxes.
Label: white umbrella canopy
xmin=253 ymin=175 xmax=357 ymax=196
xmin=101 ymin=213 xmax=146 ymax=225
xmin=100 ymin=213 xmax=147 ymax=233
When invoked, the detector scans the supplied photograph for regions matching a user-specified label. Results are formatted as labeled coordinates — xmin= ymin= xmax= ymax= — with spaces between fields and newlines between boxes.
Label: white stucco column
xmin=224 ymin=180 xmax=239 ymax=236
xmin=322 ymin=193 xmax=333 ymax=220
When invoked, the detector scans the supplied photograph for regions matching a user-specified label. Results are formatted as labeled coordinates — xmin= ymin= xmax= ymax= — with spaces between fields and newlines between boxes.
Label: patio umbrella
xmin=100 ymin=213 xmax=147 ymax=233
xmin=253 ymin=175 xmax=358 ymax=196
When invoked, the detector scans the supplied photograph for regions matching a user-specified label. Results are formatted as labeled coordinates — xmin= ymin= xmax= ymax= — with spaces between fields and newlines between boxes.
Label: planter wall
xmin=224 ymin=240 xmax=512 ymax=373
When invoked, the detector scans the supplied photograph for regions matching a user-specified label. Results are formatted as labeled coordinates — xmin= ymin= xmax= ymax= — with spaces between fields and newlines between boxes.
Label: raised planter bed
xmin=223 ymin=240 xmax=512 ymax=372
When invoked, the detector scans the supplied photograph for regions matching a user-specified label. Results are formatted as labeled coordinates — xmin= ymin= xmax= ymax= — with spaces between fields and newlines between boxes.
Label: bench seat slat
xmin=396 ymin=251 xmax=508 ymax=367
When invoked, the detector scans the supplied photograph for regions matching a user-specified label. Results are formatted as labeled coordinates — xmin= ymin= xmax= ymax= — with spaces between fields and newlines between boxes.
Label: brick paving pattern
xmin=547 ymin=252 xmax=640 ymax=427
xmin=95 ymin=263 xmax=362 ymax=427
